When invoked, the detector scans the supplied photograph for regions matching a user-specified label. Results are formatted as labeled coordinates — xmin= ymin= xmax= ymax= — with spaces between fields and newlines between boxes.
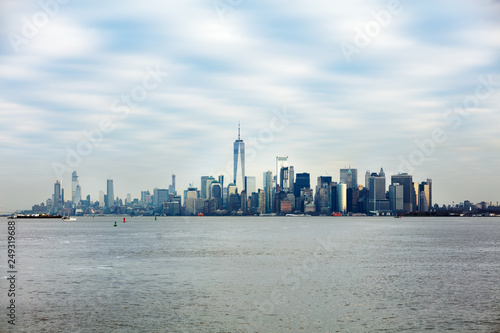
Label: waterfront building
xmin=340 ymin=167 xmax=358 ymax=189
xmin=389 ymin=183 xmax=404 ymax=212
xmin=201 ymin=176 xmax=209 ymax=199
xmin=391 ymin=173 xmax=415 ymax=212
xmin=315 ymin=176 xmax=332 ymax=214
xmin=368 ymin=168 xmax=387 ymax=211
xmin=337 ymin=183 xmax=347 ymax=213
xmin=154 ymin=188 xmax=169 ymax=209
xmin=245 ymin=176 xmax=256 ymax=195
xmin=106 ymin=179 xmax=114 ymax=208
xmin=263 ymin=171 xmax=273 ymax=213
xmin=294 ymin=172 xmax=310 ymax=198
xmin=288 ymin=166 xmax=295 ymax=195
xmin=233 ymin=123 xmax=245 ymax=190
xmin=71 ymin=171 xmax=80 ymax=206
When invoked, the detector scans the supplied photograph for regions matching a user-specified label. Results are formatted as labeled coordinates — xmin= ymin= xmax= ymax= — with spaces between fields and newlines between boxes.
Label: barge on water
xmin=8 ymin=214 xmax=63 ymax=219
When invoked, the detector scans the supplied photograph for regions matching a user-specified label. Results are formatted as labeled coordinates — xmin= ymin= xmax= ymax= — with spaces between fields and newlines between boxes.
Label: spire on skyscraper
xmin=233 ymin=123 xmax=245 ymax=190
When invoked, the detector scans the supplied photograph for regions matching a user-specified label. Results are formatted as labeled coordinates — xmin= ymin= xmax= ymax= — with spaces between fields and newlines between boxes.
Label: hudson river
xmin=2 ymin=216 xmax=499 ymax=332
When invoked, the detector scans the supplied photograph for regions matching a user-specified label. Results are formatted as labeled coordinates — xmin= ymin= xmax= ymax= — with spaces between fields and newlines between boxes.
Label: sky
xmin=1 ymin=0 xmax=500 ymax=212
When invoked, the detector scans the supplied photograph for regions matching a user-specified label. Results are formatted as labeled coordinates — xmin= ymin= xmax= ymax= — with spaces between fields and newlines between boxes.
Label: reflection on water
xmin=4 ymin=216 xmax=500 ymax=332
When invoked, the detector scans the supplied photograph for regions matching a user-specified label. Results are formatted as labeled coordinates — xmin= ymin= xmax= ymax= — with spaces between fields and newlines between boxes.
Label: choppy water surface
xmin=2 ymin=216 xmax=500 ymax=332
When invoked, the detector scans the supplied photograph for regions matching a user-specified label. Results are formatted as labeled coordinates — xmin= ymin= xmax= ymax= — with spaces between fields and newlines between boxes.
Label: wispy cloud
xmin=1 ymin=0 xmax=499 ymax=211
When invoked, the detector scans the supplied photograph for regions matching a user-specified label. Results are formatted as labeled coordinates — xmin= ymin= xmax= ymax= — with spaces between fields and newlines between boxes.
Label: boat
xmin=8 ymin=214 xmax=63 ymax=219
xmin=331 ymin=212 xmax=343 ymax=216
xmin=62 ymin=216 xmax=77 ymax=221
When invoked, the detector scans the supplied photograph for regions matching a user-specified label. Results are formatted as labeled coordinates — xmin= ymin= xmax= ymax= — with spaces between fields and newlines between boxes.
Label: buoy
xmin=114 ymin=221 xmax=117 ymax=227
xmin=155 ymin=216 xmax=157 ymax=221
xmin=123 ymin=217 xmax=126 ymax=223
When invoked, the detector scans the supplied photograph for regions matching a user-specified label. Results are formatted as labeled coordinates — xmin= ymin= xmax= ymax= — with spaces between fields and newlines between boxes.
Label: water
xmin=2 ymin=216 xmax=500 ymax=332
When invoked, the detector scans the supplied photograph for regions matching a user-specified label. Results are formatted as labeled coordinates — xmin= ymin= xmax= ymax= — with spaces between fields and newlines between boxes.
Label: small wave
xmin=96 ymin=265 xmax=113 ymax=270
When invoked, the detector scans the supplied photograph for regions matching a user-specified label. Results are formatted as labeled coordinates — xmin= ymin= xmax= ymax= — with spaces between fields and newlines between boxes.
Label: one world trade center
xmin=233 ymin=123 xmax=245 ymax=191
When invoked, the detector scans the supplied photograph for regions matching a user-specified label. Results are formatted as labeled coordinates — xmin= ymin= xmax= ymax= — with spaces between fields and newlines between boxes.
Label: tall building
xmin=289 ymin=166 xmax=295 ymax=195
xmin=184 ymin=185 xmax=200 ymax=215
xmin=389 ymin=183 xmax=404 ymax=212
xmin=106 ymin=179 xmax=114 ymax=208
xmin=276 ymin=156 xmax=288 ymax=191
xmin=419 ymin=181 xmax=431 ymax=212
xmin=74 ymin=185 xmax=81 ymax=206
xmin=54 ymin=180 xmax=61 ymax=204
xmin=368 ymin=168 xmax=387 ymax=211
xmin=258 ymin=189 xmax=265 ymax=214
xmin=294 ymin=173 xmax=310 ymax=198
xmin=218 ymin=175 xmax=225 ymax=195
xmin=206 ymin=176 xmax=216 ymax=199
xmin=280 ymin=166 xmax=289 ymax=192
xmin=99 ymin=190 xmax=105 ymax=208
xmin=337 ymin=183 xmax=347 ymax=213
xmin=340 ymin=167 xmax=358 ymax=189
xmin=169 ymin=174 xmax=176 ymax=195
xmin=315 ymin=176 xmax=332 ymax=214
xmin=365 ymin=170 xmax=371 ymax=190
xmin=71 ymin=171 xmax=79 ymax=205
xmin=263 ymin=171 xmax=273 ymax=213
xmin=426 ymin=178 xmax=432 ymax=208
xmin=210 ymin=181 xmax=223 ymax=210
xmin=391 ymin=173 xmax=414 ymax=212
xmin=245 ymin=176 xmax=256 ymax=195
xmin=154 ymin=188 xmax=169 ymax=209
xmin=200 ymin=176 xmax=209 ymax=199
xmin=233 ymin=123 xmax=245 ymax=191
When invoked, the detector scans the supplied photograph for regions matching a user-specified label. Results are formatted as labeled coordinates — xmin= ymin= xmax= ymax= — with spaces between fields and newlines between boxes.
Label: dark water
xmin=1 ymin=216 xmax=500 ymax=332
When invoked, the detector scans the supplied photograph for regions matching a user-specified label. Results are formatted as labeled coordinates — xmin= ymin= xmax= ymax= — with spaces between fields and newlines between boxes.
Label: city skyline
xmin=1 ymin=1 xmax=500 ymax=213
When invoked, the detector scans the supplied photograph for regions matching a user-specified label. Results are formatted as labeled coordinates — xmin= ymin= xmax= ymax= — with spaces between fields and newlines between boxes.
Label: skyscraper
xmin=315 ymin=176 xmax=332 ymax=214
xmin=233 ymin=123 xmax=245 ymax=191
xmin=391 ymin=173 xmax=414 ymax=212
xmin=71 ymin=171 xmax=79 ymax=205
xmin=263 ymin=171 xmax=273 ymax=213
xmin=54 ymin=180 xmax=61 ymax=204
xmin=154 ymin=188 xmax=169 ymax=209
xmin=206 ymin=176 xmax=216 ymax=199
xmin=419 ymin=180 xmax=432 ymax=212
xmin=245 ymin=176 xmax=256 ymax=195
xmin=294 ymin=173 xmax=310 ymax=198
xmin=106 ymin=179 xmax=114 ymax=208
xmin=74 ymin=185 xmax=81 ymax=206
xmin=340 ymin=167 xmax=358 ymax=189
xmin=365 ymin=170 xmax=371 ymax=190
xmin=169 ymin=174 xmax=176 ymax=195
xmin=280 ymin=166 xmax=289 ymax=192
xmin=368 ymin=168 xmax=386 ymax=211
xmin=200 ymin=176 xmax=209 ymax=199
xmin=389 ymin=183 xmax=404 ymax=212
xmin=337 ymin=183 xmax=347 ymax=213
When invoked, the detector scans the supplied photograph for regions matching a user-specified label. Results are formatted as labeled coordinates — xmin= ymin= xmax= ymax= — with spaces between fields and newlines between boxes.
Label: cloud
xmin=1 ymin=0 xmax=499 ymax=212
